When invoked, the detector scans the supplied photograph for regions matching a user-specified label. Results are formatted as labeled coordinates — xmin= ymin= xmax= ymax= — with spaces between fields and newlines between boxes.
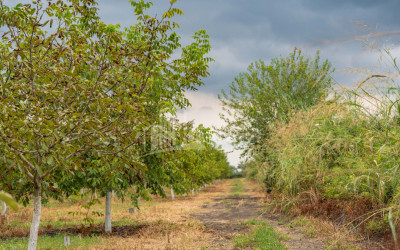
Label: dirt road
xmin=191 ymin=179 xmax=326 ymax=249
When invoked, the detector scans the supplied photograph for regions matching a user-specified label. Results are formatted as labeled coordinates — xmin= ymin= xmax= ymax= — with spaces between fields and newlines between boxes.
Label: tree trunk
xmin=138 ymin=197 xmax=141 ymax=214
xmin=0 ymin=201 xmax=6 ymax=216
xmin=170 ymin=188 xmax=175 ymax=200
xmin=105 ymin=191 xmax=112 ymax=233
xmin=28 ymin=185 xmax=42 ymax=250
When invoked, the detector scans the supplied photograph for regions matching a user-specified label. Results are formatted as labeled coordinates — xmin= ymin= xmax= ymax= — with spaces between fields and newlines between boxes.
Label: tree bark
xmin=170 ymin=188 xmax=175 ymax=200
xmin=138 ymin=196 xmax=141 ymax=214
xmin=28 ymin=184 xmax=41 ymax=250
xmin=105 ymin=191 xmax=112 ymax=233
xmin=0 ymin=201 xmax=6 ymax=216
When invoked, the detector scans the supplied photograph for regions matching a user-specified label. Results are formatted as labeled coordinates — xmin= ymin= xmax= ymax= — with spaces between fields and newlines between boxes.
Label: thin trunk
xmin=105 ymin=191 xmax=112 ymax=233
xmin=170 ymin=188 xmax=175 ymax=200
xmin=28 ymin=184 xmax=41 ymax=250
xmin=0 ymin=201 xmax=6 ymax=216
xmin=138 ymin=197 xmax=141 ymax=214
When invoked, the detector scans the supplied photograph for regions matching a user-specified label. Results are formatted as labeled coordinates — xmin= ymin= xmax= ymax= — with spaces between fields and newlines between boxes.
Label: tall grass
xmin=252 ymin=50 xmax=400 ymax=236
xmin=266 ymin=99 xmax=400 ymax=201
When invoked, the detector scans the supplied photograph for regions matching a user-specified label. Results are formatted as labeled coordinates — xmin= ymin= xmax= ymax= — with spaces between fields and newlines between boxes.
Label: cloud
xmin=93 ymin=0 xmax=400 ymax=94
xmin=176 ymin=91 xmax=243 ymax=166
xmin=176 ymin=92 xmax=224 ymax=129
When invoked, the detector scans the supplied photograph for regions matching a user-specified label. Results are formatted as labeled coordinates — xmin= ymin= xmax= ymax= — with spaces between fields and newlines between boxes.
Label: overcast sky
xmin=5 ymin=0 xmax=399 ymax=165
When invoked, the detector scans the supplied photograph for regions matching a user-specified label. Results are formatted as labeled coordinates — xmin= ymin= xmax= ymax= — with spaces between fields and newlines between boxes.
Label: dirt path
xmin=192 ymin=179 xmax=326 ymax=249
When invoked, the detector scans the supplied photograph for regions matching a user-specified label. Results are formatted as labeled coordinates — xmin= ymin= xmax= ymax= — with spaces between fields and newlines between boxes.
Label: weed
xmin=234 ymin=220 xmax=287 ymax=249
xmin=230 ymin=179 xmax=244 ymax=196
xmin=288 ymin=217 xmax=312 ymax=228
xmin=0 ymin=235 xmax=100 ymax=249
xmin=222 ymin=200 xmax=233 ymax=206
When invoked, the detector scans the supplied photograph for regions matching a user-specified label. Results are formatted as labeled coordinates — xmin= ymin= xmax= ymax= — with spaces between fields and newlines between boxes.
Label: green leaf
xmin=0 ymin=191 xmax=19 ymax=211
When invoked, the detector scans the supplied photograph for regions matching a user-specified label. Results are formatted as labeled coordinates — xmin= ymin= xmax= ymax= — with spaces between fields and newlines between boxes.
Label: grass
xmin=0 ymin=235 xmax=100 ymax=249
xmin=223 ymin=200 xmax=233 ymax=206
xmin=285 ymin=216 xmax=365 ymax=249
xmin=234 ymin=220 xmax=287 ymax=249
xmin=0 ymin=179 xmax=233 ymax=249
xmin=230 ymin=178 xmax=244 ymax=196
xmin=288 ymin=216 xmax=312 ymax=228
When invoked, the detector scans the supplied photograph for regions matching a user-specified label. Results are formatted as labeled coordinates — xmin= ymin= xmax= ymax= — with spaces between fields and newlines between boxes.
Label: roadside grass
xmin=234 ymin=220 xmax=288 ymax=249
xmin=230 ymin=178 xmax=244 ymax=196
xmin=0 ymin=235 xmax=100 ymax=249
xmin=286 ymin=216 xmax=363 ymax=249
xmin=0 ymin=197 xmax=150 ymax=233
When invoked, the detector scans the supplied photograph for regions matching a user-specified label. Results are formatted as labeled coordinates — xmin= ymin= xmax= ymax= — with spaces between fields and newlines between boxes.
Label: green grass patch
xmin=287 ymin=217 xmax=319 ymax=239
xmin=230 ymin=178 xmax=244 ymax=196
xmin=0 ymin=235 xmax=100 ymax=249
xmin=234 ymin=220 xmax=287 ymax=249
xmin=288 ymin=216 xmax=312 ymax=228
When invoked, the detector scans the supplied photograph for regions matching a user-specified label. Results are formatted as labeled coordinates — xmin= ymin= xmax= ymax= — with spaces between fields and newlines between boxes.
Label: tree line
xmin=0 ymin=1 xmax=231 ymax=249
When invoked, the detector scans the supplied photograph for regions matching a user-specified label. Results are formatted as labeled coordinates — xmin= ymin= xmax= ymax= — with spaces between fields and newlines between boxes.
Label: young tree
xmin=0 ymin=2 xmax=112 ymax=248
xmin=57 ymin=0 xmax=214 ymax=233
xmin=0 ymin=0 xmax=213 ymax=246
xmin=218 ymin=48 xmax=334 ymax=155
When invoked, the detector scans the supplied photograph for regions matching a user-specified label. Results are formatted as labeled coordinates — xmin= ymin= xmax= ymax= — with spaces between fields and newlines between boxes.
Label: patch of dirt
xmin=191 ymin=184 xmax=326 ymax=249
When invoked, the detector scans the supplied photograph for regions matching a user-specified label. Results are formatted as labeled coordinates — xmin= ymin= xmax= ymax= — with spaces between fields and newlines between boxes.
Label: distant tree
xmin=219 ymin=48 xmax=334 ymax=155
xmin=158 ymin=123 xmax=231 ymax=193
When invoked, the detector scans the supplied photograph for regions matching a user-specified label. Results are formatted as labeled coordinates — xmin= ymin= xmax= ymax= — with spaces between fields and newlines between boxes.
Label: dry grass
xmin=92 ymin=219 xmax=211 ymax=249
xmin=0 ymin=180 xmax=233 ymax=249
xmin=93 ymin=180 xmax=233 ymax=249
xmin=285 ymin=215 xmax=389 ymax=249
xmin=257 ymin=183 xmax=385 ymax=249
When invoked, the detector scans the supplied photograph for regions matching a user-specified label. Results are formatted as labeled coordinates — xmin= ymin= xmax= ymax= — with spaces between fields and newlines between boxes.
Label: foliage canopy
xmin=219 ymin=48 xmax=333 ymax=155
